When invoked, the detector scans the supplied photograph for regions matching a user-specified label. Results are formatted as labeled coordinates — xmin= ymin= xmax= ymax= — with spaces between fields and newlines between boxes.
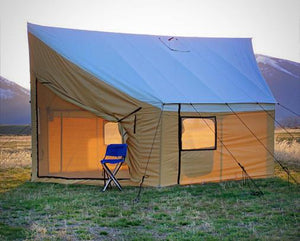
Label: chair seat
xmin=101 ymin=158 xmax=125 ymax=164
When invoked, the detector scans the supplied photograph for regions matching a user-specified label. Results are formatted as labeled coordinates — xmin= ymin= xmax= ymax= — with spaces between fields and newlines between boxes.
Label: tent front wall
xmin=29 ymin=31 xmax=274 ymax=187
xmin=33 ymin=81 xmax=163 ymax=186
xmin=36 ymin=82 xmax=131 ymax=180
xmin=29 ymin=32 xmax=162 ymax=186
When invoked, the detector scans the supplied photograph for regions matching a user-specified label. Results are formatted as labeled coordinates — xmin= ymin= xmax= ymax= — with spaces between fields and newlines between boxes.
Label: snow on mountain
xmin=0 ymin=76 xmax=31 ymax=124
xmin=0 ymin=76 xmax=30 ymax=97
xmin=0 ymin=88 xmax=14 ymax=99
xmin=256 ymin=55 xmax=298 ymax=78
xmin=256 ymin=54 xmax=300 ymax=127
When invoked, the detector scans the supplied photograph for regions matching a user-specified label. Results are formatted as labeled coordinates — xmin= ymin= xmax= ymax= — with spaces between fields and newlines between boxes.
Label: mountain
xmin=256 ymin=54 xmax=300 ymax=128
xmin=0 ymin=55 xmax=299 ymax=127
xmin=0 ymin=76 xmax=31 ymax=124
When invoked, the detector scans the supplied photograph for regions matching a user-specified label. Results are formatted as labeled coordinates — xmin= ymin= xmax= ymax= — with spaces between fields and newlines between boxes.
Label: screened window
xmin=181 ymin=117 xmax=216 ymax=150
xmin=104 ymin=122 xmax=122 ymax=145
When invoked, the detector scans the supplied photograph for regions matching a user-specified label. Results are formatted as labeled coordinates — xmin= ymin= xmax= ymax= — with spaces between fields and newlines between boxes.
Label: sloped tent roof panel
xmin=28 ymin=23 xmax=276 ymax=106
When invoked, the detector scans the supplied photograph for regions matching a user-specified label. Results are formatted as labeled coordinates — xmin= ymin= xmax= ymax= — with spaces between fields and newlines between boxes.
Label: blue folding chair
xmin=100 ymin=144 xmax=128 ymax=191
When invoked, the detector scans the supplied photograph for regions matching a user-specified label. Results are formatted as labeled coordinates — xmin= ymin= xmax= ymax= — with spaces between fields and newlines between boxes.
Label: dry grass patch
xmin=0 ymin=136 xmax=31 ymax=169
xmin=275 ymin=140 xmax=300 ymax=171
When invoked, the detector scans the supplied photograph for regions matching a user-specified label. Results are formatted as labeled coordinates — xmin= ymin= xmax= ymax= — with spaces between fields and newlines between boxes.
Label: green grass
xmin=0 ymin=166 xmax=299 ymax=240
xmin=0 ymin=132 xmax=299 ymax=240
xmin=0 ymin=222 xmax=27 ymax=240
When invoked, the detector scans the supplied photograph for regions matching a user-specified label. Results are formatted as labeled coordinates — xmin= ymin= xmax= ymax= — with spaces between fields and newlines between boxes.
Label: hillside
xmin=256 ymin=54 xmax=300 ymax=127
xmin=0 ymin=76 xmax=30 ymax=125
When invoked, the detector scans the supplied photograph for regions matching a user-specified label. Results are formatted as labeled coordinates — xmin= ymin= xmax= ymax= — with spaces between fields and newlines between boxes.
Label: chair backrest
xmin=105 ymin=144 xmax=128 ymax=158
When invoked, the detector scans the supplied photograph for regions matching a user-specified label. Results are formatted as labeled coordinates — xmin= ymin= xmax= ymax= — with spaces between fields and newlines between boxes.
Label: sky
xmin=0 ymin=0 xmax=299 ymax=89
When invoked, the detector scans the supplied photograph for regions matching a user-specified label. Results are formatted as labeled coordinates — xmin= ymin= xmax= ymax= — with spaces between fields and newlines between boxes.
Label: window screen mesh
xmin=48 ymin=114 xmax=105 ymax=174
xmin=104 ymin=122 xmax=122 ymax=145
xmin=181 ymin=117 xmax=216 ymax=150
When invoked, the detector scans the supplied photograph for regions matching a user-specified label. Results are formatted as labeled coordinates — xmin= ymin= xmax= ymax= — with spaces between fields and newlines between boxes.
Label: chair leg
xmin=102 ymin=163 xmax=123 ymax=191
xmin=103 ymin=168 xmax=106 ymax=187
xmin=102 ymin=167 xmax=112 ymax=190
xmin=102 ymin=167 xmax=119 ymax=191
xmin=103 ymin=163 xmax=123 ymax=191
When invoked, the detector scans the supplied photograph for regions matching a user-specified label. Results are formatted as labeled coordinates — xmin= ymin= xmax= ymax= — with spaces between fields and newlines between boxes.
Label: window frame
xmin=180 ymin=116 xmax=217 ymax=151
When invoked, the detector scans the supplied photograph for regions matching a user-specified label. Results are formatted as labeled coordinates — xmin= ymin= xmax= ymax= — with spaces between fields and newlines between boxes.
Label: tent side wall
xmin=160 ymin=109 xmax=274 ymax=187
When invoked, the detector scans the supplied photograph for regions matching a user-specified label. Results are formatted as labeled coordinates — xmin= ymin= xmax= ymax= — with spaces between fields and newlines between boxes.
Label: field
xmin=0 ymin=125 xmax=31 ymax=136
xmin=0 ymin=130 xmax=299 ymax=240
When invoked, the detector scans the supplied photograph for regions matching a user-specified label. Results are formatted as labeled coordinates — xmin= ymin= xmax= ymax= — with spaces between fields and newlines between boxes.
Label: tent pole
xmin=35 ymin=78 xmax=40 ymax=178
xmin=177 ymin=104 xmax=182 ymax=185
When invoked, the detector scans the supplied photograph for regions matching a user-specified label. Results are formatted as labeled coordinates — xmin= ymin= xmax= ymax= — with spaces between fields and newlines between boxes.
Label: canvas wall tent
xmin=28 ymin=23 xmax=276 ymax=187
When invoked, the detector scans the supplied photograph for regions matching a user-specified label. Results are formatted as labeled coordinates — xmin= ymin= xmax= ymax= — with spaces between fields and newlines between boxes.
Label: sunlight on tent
xmin=182 ymin=118 xmax=215 ymax=150
xmin=104 ymin=122 xmax=122 ymax=145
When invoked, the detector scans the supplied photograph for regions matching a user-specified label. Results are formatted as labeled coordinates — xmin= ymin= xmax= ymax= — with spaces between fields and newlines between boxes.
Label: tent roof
xmin=28 ymin=23 xmax=276 ymax=106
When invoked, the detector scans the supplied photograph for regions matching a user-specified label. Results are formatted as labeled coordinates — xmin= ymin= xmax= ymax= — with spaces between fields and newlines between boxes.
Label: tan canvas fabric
xmin=34 ymin=81 xmax=163 ymax=185
xmin=29 ymin=33 xmax=162 ymax=186
xmin=29 ymin=32 xmax=275 ymax=187
xmin=36 ymin=82 xmax=130 ymax=179
xmin=160 ymin=110 xmax=274 ymax=186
